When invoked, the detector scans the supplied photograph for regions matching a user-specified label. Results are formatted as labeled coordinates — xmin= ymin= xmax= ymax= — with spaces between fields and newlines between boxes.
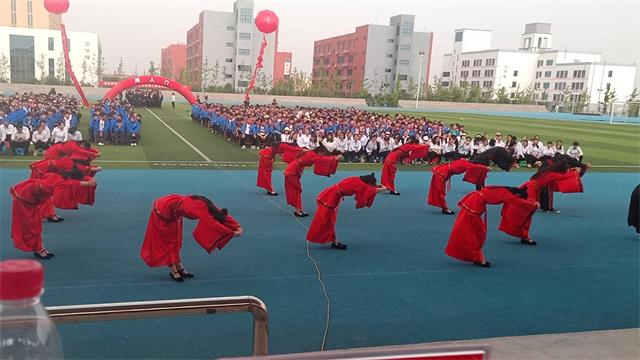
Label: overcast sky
xmin=64 ymin=0 xmax=639 ymax=84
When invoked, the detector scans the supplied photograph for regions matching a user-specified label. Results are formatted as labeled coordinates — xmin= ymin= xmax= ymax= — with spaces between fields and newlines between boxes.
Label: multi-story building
xmin=186 ymin=0 xmax=291 ymax=91
xmin=311 ymin=15 xmax=434 ymax=95
xmin=161 ymin=43 xmax=187 ymax=80
xmin=0 ymin=0 xmax=61 ymax=30
xmin=0 ymin=25 xmax=101 ymax=85
xmin=441 ymin=23 xmax=637 ymax=107
xmin=273 ymin=51 xmax=292 ymax=83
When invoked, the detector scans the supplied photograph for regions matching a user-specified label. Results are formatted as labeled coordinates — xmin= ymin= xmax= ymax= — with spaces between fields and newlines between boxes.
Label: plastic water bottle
xmin=0 ymin=260 xmax=64 ymax=359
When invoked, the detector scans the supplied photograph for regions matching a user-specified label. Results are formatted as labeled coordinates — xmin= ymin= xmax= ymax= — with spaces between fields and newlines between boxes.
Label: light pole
xmin=415 ymin=52 xmax=425 ymax=109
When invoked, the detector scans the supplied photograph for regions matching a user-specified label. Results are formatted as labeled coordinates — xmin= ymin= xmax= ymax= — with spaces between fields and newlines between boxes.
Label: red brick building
xmin=161 ymin=44 xmax=187 ymax=80
xmin=274 ymin=51 xmax=293 ymax=83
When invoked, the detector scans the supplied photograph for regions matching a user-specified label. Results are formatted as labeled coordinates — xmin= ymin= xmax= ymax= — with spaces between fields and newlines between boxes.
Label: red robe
xmin=445 ymin=187 xmax=537 ymax=263
xmin=9 ymin=175 xmax=80 ymax=252
xmin=306 ymin=177 xmax=379 ymax=244
xmin=284 ymin=151 xmax=340 ymax=210
xmin=427 ymin=159 xmax=489 ymax=210
xmin=140 ymin=195 xmax=241 ymax=267
xmin=257 ymin=144 xmax=304 ymax=192
xmin=44 ymin=141 xmax=98 ymax=161
xmin=381 ymin=143 xmax=429 ymax=192
xmin=499 ymin=169 xmax=583 ymax=239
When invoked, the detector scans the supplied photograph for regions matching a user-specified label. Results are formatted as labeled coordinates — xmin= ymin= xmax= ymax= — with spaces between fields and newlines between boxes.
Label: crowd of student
xmin=191 ymin=102 xmax=585 ymax=165
xmin=88 ymin=98 xmax=142 ymax=146
xmin=125 ymin=89 xmax=163 ymax=108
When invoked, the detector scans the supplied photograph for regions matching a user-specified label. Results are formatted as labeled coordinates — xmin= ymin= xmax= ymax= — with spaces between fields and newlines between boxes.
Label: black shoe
xmin=331 ymin=242 xmax=348 ymax=250
xmin=389 ymin=191 xmax=400 ymax=195
xmin=266 ymin=191 xmax=278 ymax=196
xmin=520 ymin=239 xmax=537 ymax=246
xmin=441 ymin=209 xmax=455 ymax=215
xmin=169 ymin=271 xmax=184 ymax=282
xmin=47 ymin=217 xmax=64 ymax=223
xmin=34 ymin=250 xmax=54 ymax=260
xmin=473 ymin=261 xmax=491 ymax=268
xmin=294 ymin=211 xmax=309 ymax=217
xmin=178 ymin=269 xmax=194 ymax=279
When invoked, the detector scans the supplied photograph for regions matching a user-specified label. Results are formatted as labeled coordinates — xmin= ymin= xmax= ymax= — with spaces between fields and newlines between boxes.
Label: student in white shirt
xmin=554 ymin=140 xmax=565 ymax=155
xmin=335 ymin=132 xmax=348 ymax=154
xmin=296 ymin=129 xmax=309 ymax=148
xmin=50 ymin=122 xmax=68 ymax=144
xmin=307 ymin=133 xmax=319 ymax=150
xmin=280 ymin=127 xmax=292 ymax=143
xmin=346 ymin=133 xmax=363 ymax=162
xmin=494 ymin=132 xmax=506 ymax=148
xmin=0 ymin=124 xmax=5 ymax=152
xmin=10 ymin=123 xmax=30 ymax=155
xmin=0 ymin=120 xmax=15 ymax=141
xmin=566 ymin=141 xmax=584 ymax=162
xmin=31 ymin=122 xmax=51 ymax=153
xmin=457 ymin=138 xmax=472 ymax=157
xmin=542 ymin=141 xmax=556 ymax=157
xmin=68 ymin=127 xmax=83 ymax=141
xmin=365 ymin=133 xmax=379 ymax=162
xmin=321 ymin=133 xmax=336 ymax=152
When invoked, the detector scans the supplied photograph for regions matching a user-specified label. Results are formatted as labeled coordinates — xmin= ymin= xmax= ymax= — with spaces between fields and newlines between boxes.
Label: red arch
xmin=103 ymin=75 xmax=197 ymax=104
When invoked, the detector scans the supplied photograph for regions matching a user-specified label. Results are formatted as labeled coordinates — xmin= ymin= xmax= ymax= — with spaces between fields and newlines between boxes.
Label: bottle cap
xmin=0 ymin=260 xmax=44 ymax=300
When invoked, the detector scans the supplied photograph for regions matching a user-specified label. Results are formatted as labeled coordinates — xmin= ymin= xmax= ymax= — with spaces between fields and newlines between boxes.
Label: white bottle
xmin=0 ymin=260 xmax=64 ymax=359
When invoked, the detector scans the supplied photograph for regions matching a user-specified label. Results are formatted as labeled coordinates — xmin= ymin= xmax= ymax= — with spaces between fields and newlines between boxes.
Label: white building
xmin=0 ymin=26 xmax=101 ymax=85
xmin=441 ymin=23 xmax=637 ymax=108
xmin=187 ymin=0 xmax=278 ymax=91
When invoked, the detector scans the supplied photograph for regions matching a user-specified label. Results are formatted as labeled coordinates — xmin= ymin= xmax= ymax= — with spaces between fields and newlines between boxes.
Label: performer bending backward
xmin=381 ymin=138 xmax=430 ymax=195
xmin=306 ymin=173 xmax=387 ymax=250
xmin=140 ymin=195 xmax=243 ymax=282
xmin=469 ymin=146 xmax=516 ymax=172
xmin=445 ymin=186 xmax=538 ymax=268
xmin=284 ymin=145 xmax=342 ymax=217
xmin=499 ymin=160 xmax=584 ymax=245
xmin=628 ymin=184 xmax=640 ymax=234
xmin=257 ymin=142 xmax=303 ymax=196
xmin=9 ymin=171 xmax=97 ymax=259
xmin=538 ymin=154 xmax=589 ymax=212
xmin=427 ymin=158 xmax=491 ymax=215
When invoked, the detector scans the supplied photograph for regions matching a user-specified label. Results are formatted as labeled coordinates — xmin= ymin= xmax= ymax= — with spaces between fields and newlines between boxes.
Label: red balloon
xmin=44 ymin=0 xmax=69 ymax=14
xmin=255 ymin=10 xmax=279 ymax=34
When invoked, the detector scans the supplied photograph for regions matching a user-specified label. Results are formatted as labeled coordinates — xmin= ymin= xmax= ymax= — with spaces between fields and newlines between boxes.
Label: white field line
xmin=145 ymin=107 xmax=212 ymax=162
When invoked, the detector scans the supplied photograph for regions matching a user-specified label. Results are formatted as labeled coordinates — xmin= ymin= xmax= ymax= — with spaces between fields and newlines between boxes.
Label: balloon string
xmin=244 ymin=34 xmax=268 ymax=102
xmin=60 ymin=23 xmax=90 ymax=107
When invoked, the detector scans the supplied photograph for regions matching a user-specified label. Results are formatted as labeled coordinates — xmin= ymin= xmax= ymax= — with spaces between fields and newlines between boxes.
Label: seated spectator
xmin=11 ymin=123 xmax=30 ymax=155
xmin=95 ymin=115 xmax=108 ymax=146
xmin=50 ymin=121 xmax=68 ymax=144
xmin=68 ymin=127 xmax=83 ymax=141
xmin=31 ymin=122 xmax=50 ymax=154
xmin=555 ymin=140 xmax=565 ymax=154
xmin=567 ymin=141 xmax=583 ymax=162
xmin=111 ymin=117 xmax=127 ymax=145
xmin=127 ymin=114 xmax=142 ymax=146
xmin=542 ymin=141 xmax=556 ymax=157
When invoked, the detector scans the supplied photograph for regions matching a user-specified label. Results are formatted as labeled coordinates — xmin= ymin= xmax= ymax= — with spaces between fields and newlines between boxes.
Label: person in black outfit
xmin=629 ymin=185 xmax=640 ymax=234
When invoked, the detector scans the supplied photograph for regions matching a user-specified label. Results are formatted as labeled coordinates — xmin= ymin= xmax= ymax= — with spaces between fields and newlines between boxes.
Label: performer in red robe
xmin=284 ymin=145 xmax=342 ymax=217
xmin=140 ymin=194 xmax=243 ymax=282
xmin=538 ymin=154 xmax=589 ymax=212
xmin=9 ymin=173 xmax=96 ymax=259
xmin=445 ymin=186 xmax=537 ymax=267
xmin=256 ymin=142 xmax=303 ymax=195
xmin=44 ymin=141 xmax=99 ymax=161
xmin=427 ymin=158 xmax=490 ymax=214
xmin=470 ymin=146 xmax=516 ymax=171
xmin=306 ymin=174 xmax=387 ymax=250
xmin=381 ymin=139 xmax=430 ymax=195
xmin=499 ymin=162 xmax=584 ymax=245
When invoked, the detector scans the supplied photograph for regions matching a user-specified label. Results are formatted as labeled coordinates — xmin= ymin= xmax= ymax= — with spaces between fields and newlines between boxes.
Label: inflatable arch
xmin=103 ymin=75 xmax=197 ymax=104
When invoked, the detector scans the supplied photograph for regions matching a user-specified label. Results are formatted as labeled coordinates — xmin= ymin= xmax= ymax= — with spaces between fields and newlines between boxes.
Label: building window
xmin=48 ymin=58 xmax=55 ymax=78
xmin=606 ymin=83 xmax=611 ymax=90
xmin=473 ymin=59 xmax=482 ymax=66
xmin=544 ymin=71 xmax=552 ymax=77
xmin=461 ymin=60 xmax=470 ymax=67
xmin=543 ymin=82 xmax=550 ymax=89
xmin=237 ymin=80 xmax=249 ymax=87
xmin=484 ymin=70 xmax=494 ymax=77
xmin=534 ymin=82 xmax=540 ymax=90
xmin=400 ymin=22 xmax=414 ymax=33
xmin=399 ymin=59 xmax=409 ymax=65
xmin=388 ymin=39 xmax=394 ymax=43
xmin=337 ymin=56 xmax=345 ymax=63
xmin=537 ymin=60 xmax=544 ymax=67
xmin=238 ymin=33 xmax=251 ymax=40
xmin=323 ymin=58 xmax=330 ymax=65
xmin=397 ymin=74 xmax=408 ymax=81
xmin=554 ymin=82 xmax=566 ymax=90
xmin=400 ymin=44 xmax=411 ymax=50
xmin=535 ymin=71 xmax=541 ymax=79
xmin=510 ymin=93 xmax=515 ymax=99
xmin=224 ymin=74 xmax=232 ymax=79
xmin=546 ymin=59 xmax=553 ymax=66
xmin=471 ymin=80 xmax=480 ymax=87
xmin=27 ymin=0 xmax=33 ymax=28
xmin=238 ymin=48 xmax=250 ymax=56
xmin=227 ymin=26 xmax=235 ymax=31
xmin=524 ymin=38 xmax=531 ymax=48
xmin=511 ymin=81 xmax=518 ymax=88
xmin=313 ymin=58 xmax=319 ymax=65
xmin=608 ymin=70 xmax=613 ymax=77
xmin=442 ymin=71 xmax=451 ymax=77
xmin=384 ymin=69 xmax=392 ymax=73
xmin=385 ymin=54 xmax=393 ymax=58
xmin=460 ymin=71 xmax=469 ymax=78
xmin=556 ymin=70 xmax=568 ymax=78
xmin=237 ymin=65 xmax=251 ymax=72
xmin=238 ymin=8 xmax=252 ymax=23
xmin=11 ymin=0 xmax=17 ymax=26
xmin=541 ymin=93 xmax=548 ymax=100
xmin=573 ymin=70 xmax=586 ymax=78
xmin=483 ymin=81 xmax=493 ymax=88
xmin=226 ymin=42 xmax=234 ymax=47
xmin=347 ymin=68 xmax=353 ymax=75
xmin=225 ymin=58 xmax=233 ymax=63
xmin=337 ymin=69 xmax=343 ymax=75
xmin=553 ymin=94 xmax=564 ymax=102
xmin=10 ymin=35 xmax=36 ymax=83
xmin=48 ymin=37 xmax=54 ymax=51
xmin=454 ymin=32 xmax=463 ymax=42
xmin=485 ymin=59 xmax=495 ymax=66
xmin=513 ymin=70 xmax=518 ymax=77
xmin=472 ymin=70 xmax=481 ymax=77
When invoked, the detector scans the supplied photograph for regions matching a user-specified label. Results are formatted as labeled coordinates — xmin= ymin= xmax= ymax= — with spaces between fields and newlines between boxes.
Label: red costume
xmin=9 ymin=174 xmax=81 ymax=252
xmin=44 ymin=141 xmax=98 ymax=161
xmin=381 ymin=143 xmax=429 ymax=192
xmin=140 ymin=195 xmax=241 ymax=267
xmin=445 ymin=186 xmax=537 ymax=263
xmin=256 ymin=143 xmax=303 ymax=193
xmin=427 ymin=159 xmax=489 ymax=210
xmin=499 ymin=169 xmax=583 ymax=239
xmin=284 ymin=151 xmax=340 ymax=210
xmin=306 ymin=177 xmax=380 ymax=244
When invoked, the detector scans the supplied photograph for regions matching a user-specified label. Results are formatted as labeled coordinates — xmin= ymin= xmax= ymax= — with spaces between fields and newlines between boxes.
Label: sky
xmin=64 ymin=0 xmax=639 ymax=85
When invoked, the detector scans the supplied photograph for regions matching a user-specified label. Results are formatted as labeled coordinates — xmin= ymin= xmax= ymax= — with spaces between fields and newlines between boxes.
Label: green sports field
xmin=1 ymin=103 xmax=638 ymax=171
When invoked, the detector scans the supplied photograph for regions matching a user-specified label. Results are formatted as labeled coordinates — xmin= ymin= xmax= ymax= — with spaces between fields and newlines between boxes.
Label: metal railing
xmin=46 ymin=295 xmax=269 ymax=356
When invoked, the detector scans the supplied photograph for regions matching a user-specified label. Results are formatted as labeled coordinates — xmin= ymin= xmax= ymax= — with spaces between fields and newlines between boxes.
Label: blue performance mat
xmin=0 ymin=169 xmax=638 ymax=359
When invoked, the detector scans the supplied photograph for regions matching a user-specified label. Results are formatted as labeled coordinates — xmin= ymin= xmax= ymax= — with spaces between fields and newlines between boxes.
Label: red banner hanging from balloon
xmin=60 ymin=23 xmax=90 ymax=107
xmin=244 ymin=35 xmax=268 ymax=102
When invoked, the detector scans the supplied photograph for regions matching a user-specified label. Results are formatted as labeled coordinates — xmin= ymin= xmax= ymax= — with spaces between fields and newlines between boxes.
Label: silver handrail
xmin=46 ymin=295 xmax=269 ymax=356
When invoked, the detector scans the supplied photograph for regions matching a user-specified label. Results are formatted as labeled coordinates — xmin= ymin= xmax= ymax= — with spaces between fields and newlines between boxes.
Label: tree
xmin=81 ymin=58 xmax=89 ymax=84
xmin=35 ymin=54 xmax=47 ymax=82
xmin=96 ymin=56 xmax=105 ymax=81
xmin=117 ymin=57 xmax=124 ymax=75
xmin=55 ymin=53 xmax=66 ymax=84
xmin=575 ymin=90 xmax=591 ymax=113
xmin=600 ymin=87 xmax=617 ymax=114
xmin=626 ymin=88 xmax=639 ymax=117
xmin=495 ymin=87 xmax=510 ymax=104
xmin=201 ymin=57 xmax=211 ymax=89
xmin=0 ymin=53 xmax=9 ymax=83
xmin=209 ymin=60 xmax=221 ymax=90
xmin=148 ymin=61 xmax=158 ymax=76
xmin=466 ymin=85 xmax=482 ymax=103
xmin=451 ymin=83 xmax=467 ymax=102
